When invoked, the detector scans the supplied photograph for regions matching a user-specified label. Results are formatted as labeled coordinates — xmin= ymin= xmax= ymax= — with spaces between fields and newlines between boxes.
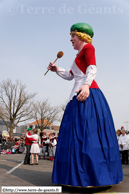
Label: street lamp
xmin=124 ymin=121 xmax=129 ymax=131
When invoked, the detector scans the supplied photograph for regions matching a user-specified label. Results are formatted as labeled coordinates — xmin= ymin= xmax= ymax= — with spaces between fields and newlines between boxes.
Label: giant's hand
xmin=47 ymin=62 xmax=59 ymax=72
xmin=76 ymin=84 xmax=90 ymax=101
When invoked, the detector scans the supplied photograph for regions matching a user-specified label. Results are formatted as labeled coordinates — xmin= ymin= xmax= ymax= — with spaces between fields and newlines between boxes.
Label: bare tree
xmin=61 ymin=100 xmax=68 ymax=112
xmin=32 ymin=99 xmax=61 ymax=131
xmin=0 ymin=79 xmax=37 ymax=136
xmin=57 ymin=99 xmax=69 ymax=123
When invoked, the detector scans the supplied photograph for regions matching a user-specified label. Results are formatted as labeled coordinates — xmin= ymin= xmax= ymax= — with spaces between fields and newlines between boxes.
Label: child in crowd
xmin=6 ymin=148 xmax=11 ymax=154
xmin=1 ymin=148 xmax=11 ymax=154
xmin=1 ymin=149 xmax=6 ymax=154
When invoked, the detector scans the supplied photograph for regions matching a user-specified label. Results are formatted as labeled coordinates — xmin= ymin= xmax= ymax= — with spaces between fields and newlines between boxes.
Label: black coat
xmin=0 ymin=134 xmax=2 ymax=143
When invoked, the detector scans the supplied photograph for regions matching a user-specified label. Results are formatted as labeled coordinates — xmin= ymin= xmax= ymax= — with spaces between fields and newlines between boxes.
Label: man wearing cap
xmin=24 ymin=127 xmax=35 ymax=165
xmin=47 ymin=133 xmax=57 ymax=161
xmin=45 ymin=133 xmax=57 ymax=161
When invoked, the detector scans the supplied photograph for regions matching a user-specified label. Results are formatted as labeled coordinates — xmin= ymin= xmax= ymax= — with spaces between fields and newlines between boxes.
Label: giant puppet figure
xmin=48 ymin=23 xmax=123 ymax=187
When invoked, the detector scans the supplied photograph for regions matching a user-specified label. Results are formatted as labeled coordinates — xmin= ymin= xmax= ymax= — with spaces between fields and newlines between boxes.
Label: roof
xmin=29 ymin=119 xmax=53 ymax=126
xmin=53 ymin=126 xmax=60 ymax=131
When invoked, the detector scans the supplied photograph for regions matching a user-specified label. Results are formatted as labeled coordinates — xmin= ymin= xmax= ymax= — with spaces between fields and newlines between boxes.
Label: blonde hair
xmin=74 ymin=30 xmax=92 ymax=44
xmin=33 ymin=128 xmax=38 ymax=134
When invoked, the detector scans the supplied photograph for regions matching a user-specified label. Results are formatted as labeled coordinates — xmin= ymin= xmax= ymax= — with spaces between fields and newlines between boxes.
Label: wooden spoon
xmin=44 ymin=51 xmax=64 ymax=76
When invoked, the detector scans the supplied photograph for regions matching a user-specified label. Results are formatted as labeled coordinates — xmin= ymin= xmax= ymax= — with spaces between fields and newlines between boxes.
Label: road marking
xmin=7 ymin=161 xmax=24 ymax=174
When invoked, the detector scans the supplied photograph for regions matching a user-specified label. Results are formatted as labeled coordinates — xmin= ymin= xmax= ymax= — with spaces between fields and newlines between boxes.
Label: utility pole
xmin=124 ymin=121 xmax=129 ymax=131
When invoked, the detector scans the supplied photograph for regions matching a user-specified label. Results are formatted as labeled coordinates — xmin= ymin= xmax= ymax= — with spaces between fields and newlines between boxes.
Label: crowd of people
xmin=0 ymin=132 xmax=25 ymax=154
xmin=116 ymin=126 xmax=129 ymax=165
xmin=1 ymin=126 xmax=128 ymax=167
xmin=0 ymin=128 xmax=58 ymax=162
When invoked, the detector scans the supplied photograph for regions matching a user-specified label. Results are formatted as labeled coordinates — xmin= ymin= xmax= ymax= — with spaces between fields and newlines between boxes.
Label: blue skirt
xmin=52 ymin=89 xmax=123 ymax=187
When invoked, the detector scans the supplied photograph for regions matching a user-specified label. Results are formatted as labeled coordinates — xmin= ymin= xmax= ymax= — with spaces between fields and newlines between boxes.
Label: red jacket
xmin=25 ymin=132 xmax=35 ymax=145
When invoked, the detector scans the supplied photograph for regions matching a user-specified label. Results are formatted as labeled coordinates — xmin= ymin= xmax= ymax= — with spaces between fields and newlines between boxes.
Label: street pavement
xmin=0 ymin=153 xmax=129 ymax=194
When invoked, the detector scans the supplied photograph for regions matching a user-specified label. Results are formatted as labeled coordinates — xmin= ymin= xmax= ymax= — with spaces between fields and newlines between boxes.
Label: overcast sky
xmin=0 ymin=0 xmax=129 ymax=130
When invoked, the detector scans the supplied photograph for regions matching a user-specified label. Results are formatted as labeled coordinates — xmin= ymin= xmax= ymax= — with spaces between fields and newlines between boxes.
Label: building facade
xmin=0 ymin=120 xmax=21 ymax=135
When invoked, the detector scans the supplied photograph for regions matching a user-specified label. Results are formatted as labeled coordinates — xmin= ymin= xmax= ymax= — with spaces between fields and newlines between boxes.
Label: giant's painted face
xmin=70 ymin=31 xmax=83 ymax=50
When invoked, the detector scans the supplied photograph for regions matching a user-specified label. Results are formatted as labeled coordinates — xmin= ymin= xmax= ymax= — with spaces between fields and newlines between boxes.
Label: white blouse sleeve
xmin=45 ymin=139 xmax=50 ymax=144
xmin=56 ymin=67 xmax=74 ymax=81
xmin=51 ymin=139 xmax=57 ymax=147
xmin=26 ymin=133 xmax=33 ymax=138
xmin=84 ymin=65 xmax=97 ymax=86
